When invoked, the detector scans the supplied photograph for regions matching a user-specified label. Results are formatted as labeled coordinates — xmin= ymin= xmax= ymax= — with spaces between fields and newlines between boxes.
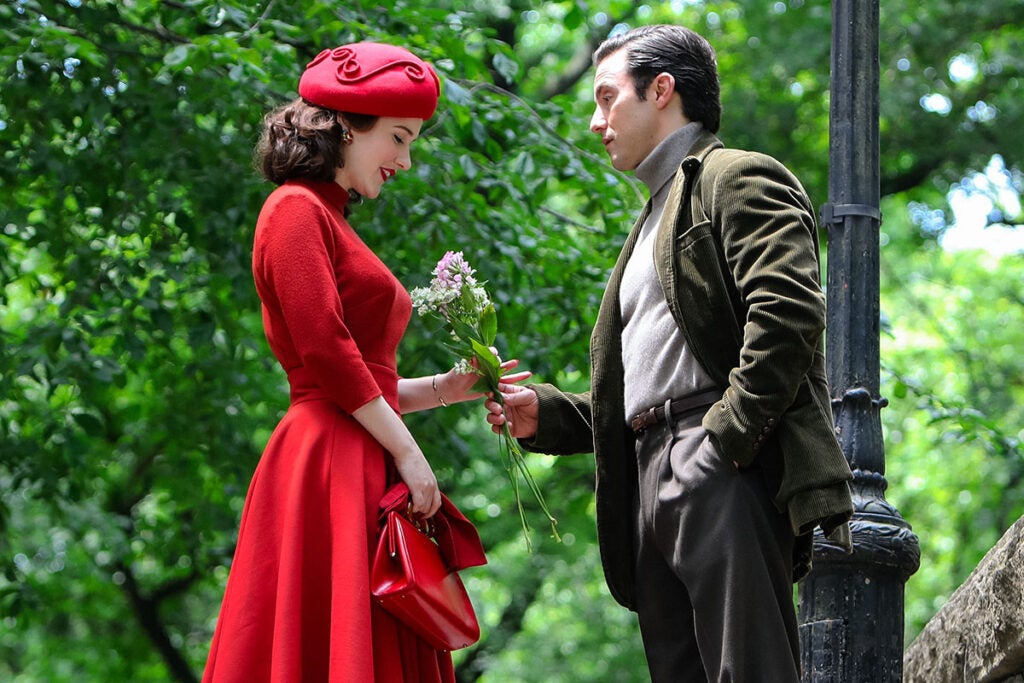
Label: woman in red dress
xmin=202 ymin=42 xmax=519 ymax=682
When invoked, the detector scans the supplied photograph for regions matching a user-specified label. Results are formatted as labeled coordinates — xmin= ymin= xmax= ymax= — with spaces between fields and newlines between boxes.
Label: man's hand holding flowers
xmin=483 ymin=382 xmax=539 ymax=440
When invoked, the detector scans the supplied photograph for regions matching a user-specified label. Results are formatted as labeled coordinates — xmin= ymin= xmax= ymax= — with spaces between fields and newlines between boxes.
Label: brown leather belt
xmin=630 ymin=388 xmax=723 ymax=435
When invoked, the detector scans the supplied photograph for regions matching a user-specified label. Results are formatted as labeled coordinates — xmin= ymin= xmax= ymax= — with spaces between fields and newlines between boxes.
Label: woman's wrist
xmin=432 ymin=373 xmax=449 ymax=408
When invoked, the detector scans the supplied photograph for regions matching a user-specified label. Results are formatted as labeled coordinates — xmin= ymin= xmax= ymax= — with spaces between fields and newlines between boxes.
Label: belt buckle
xmin=634 ymin=405 xmax=659 ymax=435
xmin=631 ymin=416 xmax=645 ymax=435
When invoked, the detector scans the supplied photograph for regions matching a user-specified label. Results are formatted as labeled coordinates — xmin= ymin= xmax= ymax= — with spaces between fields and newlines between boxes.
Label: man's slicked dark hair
xmin=594 ymin=24 xmax=721 ymax=133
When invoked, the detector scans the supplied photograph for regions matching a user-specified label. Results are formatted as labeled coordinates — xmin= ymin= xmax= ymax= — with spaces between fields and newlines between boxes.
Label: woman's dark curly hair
xmin=255 ymin=98 xmax=378 ymax=185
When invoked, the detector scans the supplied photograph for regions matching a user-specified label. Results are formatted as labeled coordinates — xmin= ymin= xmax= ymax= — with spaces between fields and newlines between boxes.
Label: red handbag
xmin=370 ymin=483 xmax=487 ymax=651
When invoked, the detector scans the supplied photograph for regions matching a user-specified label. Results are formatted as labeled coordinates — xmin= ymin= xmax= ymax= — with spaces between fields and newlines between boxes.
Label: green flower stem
xmin=493 ymin=393 xmax=560 ymax=550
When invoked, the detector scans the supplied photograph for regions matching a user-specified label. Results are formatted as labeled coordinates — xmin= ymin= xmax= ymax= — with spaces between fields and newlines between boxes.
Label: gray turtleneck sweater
xmin=620 ymin=123 xmax=716 ymax=421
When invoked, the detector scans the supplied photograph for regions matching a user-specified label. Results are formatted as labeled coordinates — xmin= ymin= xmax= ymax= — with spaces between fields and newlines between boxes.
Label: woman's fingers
xmin=410 ymin=485 xmax=442 ymax=518
xmin=500 ymin=370 xmax=532 ymax=385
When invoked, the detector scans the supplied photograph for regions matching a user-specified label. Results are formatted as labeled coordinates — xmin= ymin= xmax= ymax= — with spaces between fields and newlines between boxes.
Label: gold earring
xmin=340 ymin=128 xmax=353 ymax=144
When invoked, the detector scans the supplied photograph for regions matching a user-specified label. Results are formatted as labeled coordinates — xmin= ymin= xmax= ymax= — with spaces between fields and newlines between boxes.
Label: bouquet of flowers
xmin=411 ymin=251 xmax=558 ymax=549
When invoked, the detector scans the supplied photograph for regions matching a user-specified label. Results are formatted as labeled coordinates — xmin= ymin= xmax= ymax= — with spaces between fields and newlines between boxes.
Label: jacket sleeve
xmin=518 ymin=383 xmax=595 ymax=456
xmin=700 ymin=153 xmax=827 ymax=467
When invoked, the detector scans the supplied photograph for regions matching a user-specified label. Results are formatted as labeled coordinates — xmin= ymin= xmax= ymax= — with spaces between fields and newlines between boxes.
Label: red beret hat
xmin=298 ymin=42 xmax=441 ymax=120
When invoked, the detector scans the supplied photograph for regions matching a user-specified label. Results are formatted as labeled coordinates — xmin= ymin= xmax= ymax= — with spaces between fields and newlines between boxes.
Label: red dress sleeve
xmin=253 ymin=184 xmax=389 ymax=414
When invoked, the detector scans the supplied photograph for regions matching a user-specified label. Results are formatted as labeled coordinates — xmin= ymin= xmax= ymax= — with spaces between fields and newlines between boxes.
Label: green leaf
xmin=893 ymin=380 xmax=908 ymax=399
xmin=479 ymin=302 xmax=497 ymax=346
xmin=491 ymin=48 xmax=520 ymax=85
xmin=471 ymin=339 xmax=501 ymax=378
xmin=71 ymin=411 xmax=105 ymax=438
xmin=164 ymin=45 xmax=190 ymax=67
xmin=449 ymin=317 xmax=480 ymax=347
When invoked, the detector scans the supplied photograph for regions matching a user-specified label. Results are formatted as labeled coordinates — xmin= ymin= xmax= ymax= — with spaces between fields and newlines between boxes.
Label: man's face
xmin=590 ymin=48 xmax=660 ymax=172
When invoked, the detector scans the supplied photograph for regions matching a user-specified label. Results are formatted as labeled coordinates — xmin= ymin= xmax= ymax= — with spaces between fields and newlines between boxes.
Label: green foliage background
xmin=1 ymin=1 xmax=1022 ymax=681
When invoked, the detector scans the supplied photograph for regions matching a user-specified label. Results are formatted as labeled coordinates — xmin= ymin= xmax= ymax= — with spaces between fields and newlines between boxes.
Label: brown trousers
xmin=633 ymin=408 xmax=800 ymax=682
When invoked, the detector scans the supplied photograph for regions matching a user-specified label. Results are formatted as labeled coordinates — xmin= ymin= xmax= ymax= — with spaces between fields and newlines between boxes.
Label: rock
xmin=904 ymin=515 xmax=1024 ymax=682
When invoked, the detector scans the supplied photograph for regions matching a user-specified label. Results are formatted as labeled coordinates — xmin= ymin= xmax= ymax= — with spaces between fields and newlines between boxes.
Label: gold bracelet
xmin=432 ymin=374 xmax=448 ymax=407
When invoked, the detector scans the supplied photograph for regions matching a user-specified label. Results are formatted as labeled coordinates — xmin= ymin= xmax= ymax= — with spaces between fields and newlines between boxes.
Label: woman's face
xmin=335 ymin=116 xmax=423 ymax=199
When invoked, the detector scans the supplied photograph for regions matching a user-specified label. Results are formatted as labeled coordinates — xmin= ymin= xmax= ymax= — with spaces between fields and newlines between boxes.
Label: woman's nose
xmin=396 ymin=148 xmax=412 ymax=171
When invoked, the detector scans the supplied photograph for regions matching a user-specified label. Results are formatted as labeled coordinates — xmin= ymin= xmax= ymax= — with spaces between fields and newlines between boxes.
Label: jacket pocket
xmin=672 ymin=220 xmax=743 ymax=359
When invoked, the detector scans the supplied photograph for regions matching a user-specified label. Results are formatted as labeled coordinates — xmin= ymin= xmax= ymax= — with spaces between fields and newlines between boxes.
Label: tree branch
xmin=536 ymin=3 xmax=643 ymax=100
xmin=118 ymin=562 xmax=201 ymax=683
xmin=426 ymin=80 xmax=644 ymax=205
xmin=240 ymin=0 xmax=278 ymax=40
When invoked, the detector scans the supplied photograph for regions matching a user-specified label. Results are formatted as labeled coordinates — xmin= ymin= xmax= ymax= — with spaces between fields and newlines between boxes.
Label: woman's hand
xmin=484 ymin=382 xmax=539 ymax=439
xmin=437 ymin=357 xmax=532 ymax=404
xmin=392 ymin=448 xmax=442 ymax=518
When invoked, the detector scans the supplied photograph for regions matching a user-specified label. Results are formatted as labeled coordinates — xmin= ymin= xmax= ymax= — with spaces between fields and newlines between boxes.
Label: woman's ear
xmin=336 ymin=113 xmax=353 ymax=144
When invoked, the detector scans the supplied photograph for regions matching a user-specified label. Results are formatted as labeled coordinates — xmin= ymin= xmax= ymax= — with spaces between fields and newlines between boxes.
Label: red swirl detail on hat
xmin=336 ymin=60 xmax=427 ymax=84
xmin=306 ymin=48 xmax=334 ymax=69
xmin=318 ymin=48 xmax=428 ymax=85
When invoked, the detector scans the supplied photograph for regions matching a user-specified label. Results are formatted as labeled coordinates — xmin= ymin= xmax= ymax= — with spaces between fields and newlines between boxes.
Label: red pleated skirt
xmin=202 ymin=396 xmax=455 ymax=682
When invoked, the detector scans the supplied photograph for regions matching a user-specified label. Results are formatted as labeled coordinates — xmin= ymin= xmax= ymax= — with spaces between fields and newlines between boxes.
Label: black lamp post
xmin=797 ymin=1 xmax=922 ymax=680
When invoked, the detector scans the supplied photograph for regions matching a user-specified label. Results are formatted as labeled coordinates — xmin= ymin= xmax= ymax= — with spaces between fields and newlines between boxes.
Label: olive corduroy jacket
xmin=522 ymin=131 xmax=854 ymax=610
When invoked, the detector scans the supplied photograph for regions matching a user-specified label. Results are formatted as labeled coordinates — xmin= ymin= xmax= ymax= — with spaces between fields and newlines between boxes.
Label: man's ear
xmin=652 ymin=72 xmax=676 ymax=110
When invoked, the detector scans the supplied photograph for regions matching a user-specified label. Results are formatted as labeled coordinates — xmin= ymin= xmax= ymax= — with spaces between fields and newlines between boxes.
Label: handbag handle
xmin=379 ymin=482 xmax=487 ymax=572
xmin=405 ymin=501 xmax=437 ymax=537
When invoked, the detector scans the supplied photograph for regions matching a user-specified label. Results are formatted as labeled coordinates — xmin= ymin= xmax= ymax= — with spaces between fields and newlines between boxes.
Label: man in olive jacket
xmin=487 ymin=25 xmax=853 ymax=682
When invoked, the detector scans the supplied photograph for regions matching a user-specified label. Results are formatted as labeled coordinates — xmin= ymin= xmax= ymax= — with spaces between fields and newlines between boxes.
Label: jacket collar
xmin=680 ymin=130 xmax=725 ymax=176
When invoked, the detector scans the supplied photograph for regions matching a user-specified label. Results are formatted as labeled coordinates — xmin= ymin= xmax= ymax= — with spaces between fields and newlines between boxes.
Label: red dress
xmin=203 ymin=180 xmax=455 ymax=682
